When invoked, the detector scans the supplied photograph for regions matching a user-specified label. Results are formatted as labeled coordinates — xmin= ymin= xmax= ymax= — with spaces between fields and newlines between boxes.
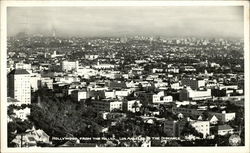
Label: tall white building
xmin=8 ymin=69 xmax=31 ymax=104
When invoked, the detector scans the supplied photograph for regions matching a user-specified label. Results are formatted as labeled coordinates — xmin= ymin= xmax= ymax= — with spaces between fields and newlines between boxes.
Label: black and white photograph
xmin=0 ymin=1 xmax=249 ymax=153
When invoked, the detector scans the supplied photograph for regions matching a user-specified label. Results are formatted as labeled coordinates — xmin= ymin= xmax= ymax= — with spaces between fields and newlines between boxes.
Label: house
xmin=11 ymin=127 xmax=50 ymax=147
xmin=209 ymin=111 xmax=235 ymax=123
xmin=171 ymin=82 xmax=182 ymax=90
xmin=217 ymin=125 xmax=234 ymax=136
xmin=208 ymin=115 xmax=219 ymax=125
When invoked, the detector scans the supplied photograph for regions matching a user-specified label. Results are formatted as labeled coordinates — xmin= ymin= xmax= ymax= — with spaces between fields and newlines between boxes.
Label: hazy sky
xmin=7 ymin=6 xmax=244 ymax=38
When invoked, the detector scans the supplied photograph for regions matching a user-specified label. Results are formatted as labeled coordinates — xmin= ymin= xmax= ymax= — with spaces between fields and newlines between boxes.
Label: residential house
xmin=217 ymin=125 xmax=234 ymax=136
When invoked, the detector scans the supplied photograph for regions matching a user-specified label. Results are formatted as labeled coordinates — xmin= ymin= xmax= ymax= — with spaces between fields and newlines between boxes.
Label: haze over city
xmin=7 ymin=6 xmax=244 ymax=38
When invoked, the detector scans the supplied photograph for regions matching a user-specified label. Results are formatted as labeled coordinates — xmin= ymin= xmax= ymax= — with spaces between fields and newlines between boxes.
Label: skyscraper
xmin=7 ymin=69 xmax=31 ymax=104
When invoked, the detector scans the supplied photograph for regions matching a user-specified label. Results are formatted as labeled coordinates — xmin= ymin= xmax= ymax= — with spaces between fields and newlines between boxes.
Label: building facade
xmin=8 ymin=69 xmax=31 ymax=104
xmin=181 ymin=78 xmax=205 ymax=90
xmin=152 ymin=91 xmax=173 ymax=104
xmin=190 ymin=120 xmax=210 ymax=138
xmin=123 ymin=100 xmax=142 ymax=112
xmin=179 ymin=87 xmax=211 ymax=101
xmin=62 ymin=60 xmax=79 ymax=72
xmin=92 ymin=99 xmax=123 ymax=112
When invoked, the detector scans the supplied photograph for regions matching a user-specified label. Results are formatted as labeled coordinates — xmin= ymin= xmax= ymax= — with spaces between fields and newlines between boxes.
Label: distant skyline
xmin=7 ymin=6 xmax=244 ymax=38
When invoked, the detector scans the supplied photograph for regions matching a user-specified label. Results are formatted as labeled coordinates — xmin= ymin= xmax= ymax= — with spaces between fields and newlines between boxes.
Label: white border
xmin=1 ymin=1 xmax=249 ymax=153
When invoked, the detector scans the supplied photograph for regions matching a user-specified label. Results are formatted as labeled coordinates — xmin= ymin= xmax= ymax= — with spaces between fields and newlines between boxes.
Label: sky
xmin=7 ymin=6 xmax=244 ymax=38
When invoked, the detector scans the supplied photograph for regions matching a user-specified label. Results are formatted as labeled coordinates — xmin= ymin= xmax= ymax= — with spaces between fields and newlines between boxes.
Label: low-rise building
xmin=181 ymin=78 xmax=205 ymax=90
xmin=166 ymin=66 xmax=179 ymax=74
xmin=152 ymin=91 xmax=173 ymax=104
xmin=208 ymin=115 xmax=219 ymax=125
xmin=38 ymin=77 xmax=53 ymax=89
xmin=179 ymin=87 xmax=211 ymax=101
xmin=190 ymin=120 xmax=210 ymax=138
xmin=54 ymin=76 xmax=80 ymax=84
xmin=62 ymin=60 xmax=79 ymax=72
xmin=11 ymin=127 xmax=50 ymax=147
xmin=123 ymin=100 xmax=142 ymax=112
xmin=71 ymin=89 xmax=90 ymax=102
xmin=217 ymin=125 xmax=234 ymax=136
xmin=209 ymin=111 xmax=235 ymax=123
xmin=92 ymin=99 xmax=123 ymax=112
xmin=172 ymin=107 xmax=203 ymax=117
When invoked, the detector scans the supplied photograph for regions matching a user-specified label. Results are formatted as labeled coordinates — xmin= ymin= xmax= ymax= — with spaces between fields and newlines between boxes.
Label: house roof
xmin=108 ymin=81 xmax=127 ymax=89
xmin=8 ymin=69 xmax=30 ymax=75
xmin=208 ymin=115 xmax=218 ymax=121
xmin=218 ymin=125 xmax=233 ymax=130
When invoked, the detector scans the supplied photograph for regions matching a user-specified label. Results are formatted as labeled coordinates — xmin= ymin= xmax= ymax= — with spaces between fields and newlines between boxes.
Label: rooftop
xmin=8 ymin=69 xmax=30 ymax=75
xmin=218 ymin=125 xmax=233 ymax=130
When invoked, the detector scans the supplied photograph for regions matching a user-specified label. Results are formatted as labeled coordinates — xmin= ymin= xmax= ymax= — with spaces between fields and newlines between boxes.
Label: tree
xmin=132 ymin=101 xmax=140 ymax=113
xmin=8 ymin=120 xmax=33 ymax=147
xmin=28 ymin=95 xmax=102 ymax=139
xmin=202 ymin=110 xmax=209 ymax=121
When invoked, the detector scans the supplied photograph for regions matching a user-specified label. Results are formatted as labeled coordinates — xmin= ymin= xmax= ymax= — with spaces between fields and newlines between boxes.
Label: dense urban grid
xmin=7 ymin=33 xmax=244 ymax=147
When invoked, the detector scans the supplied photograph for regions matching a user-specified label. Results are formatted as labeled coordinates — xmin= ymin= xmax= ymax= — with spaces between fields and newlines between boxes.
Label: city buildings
xmin=6 ymin=34 xmax=245 ymax=147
